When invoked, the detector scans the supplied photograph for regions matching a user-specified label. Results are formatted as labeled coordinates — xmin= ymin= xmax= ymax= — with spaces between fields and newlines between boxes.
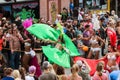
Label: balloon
xmin=82 ymin=45 xmax=89 ymax=52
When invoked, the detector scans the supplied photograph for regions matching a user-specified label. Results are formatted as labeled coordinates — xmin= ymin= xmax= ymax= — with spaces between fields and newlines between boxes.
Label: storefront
xmin=73 ymin=0 xmax=110 ymax=14
xmin=0 ymin=0 xmax=39 ymax=20
xmin=86 ymin=0 xmax=110 ymax=13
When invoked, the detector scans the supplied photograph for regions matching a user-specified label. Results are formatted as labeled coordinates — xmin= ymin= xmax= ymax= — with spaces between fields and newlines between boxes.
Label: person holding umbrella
xmin=27 ymin=23 xmax=80 ymax=68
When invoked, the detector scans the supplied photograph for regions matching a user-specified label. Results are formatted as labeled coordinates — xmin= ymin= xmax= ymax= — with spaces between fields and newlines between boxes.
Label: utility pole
xmin=115 ymin=0 xmax=118 ymax=15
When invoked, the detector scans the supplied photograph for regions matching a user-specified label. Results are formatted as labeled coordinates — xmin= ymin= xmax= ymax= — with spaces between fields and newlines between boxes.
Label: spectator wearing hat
xmin=39 ymin=61 xmax=57 ymax=80
xmin=76 ymin=60 xmax=91 ymax=80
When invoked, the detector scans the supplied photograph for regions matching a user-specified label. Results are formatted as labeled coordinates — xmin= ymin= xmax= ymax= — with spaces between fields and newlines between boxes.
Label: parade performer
xmin=22 ymin=42 xmax=32 ymax=72
xmin=22 ymin=18 xmax=32 ymax=35
xmin=103 ymin=52 xmax=119 ymax=72
xmin=27 ymin=23 xmax=80 ymax=68
xmin=74 ymin=52 xmax=120 ymax=76
xmin=88 ymin=31 xmax=105 ymax=59
xmin=107 ymin=20 xmax=117 ymax=51
xmin=22 ymin=42 xmax=42 ymax=78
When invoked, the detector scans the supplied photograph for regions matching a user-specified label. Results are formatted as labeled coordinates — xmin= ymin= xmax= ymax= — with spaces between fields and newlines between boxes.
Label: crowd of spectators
xmin=0 ymin=7 xmax=120 ymax=80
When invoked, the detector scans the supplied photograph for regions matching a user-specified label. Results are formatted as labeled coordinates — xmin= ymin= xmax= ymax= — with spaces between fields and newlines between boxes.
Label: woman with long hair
xmin=116 ymin=21 xmax=120 ymax=51
xmin=19 ymin=67 xmax=26 ymax=80
xmin=92 ymin=62 xmax=108 ymax=80
xmin=87 ymin=30 xmax=105 ymax=59
xmin=68 ymin=64 xmax=82 ymax=80
xmin=12 ymin=70 xmax=21 ymax=80
xmin=56 ymin=66 xmax=68 ymax=80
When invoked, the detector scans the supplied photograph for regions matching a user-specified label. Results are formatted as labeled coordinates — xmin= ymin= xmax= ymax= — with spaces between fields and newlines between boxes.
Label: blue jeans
xmin=10 ymin=51 xmax=20 ymax=69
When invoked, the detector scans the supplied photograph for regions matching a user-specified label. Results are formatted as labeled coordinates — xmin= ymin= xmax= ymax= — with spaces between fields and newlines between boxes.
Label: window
xmin=86 ymin=0 xmax=107 ymax=10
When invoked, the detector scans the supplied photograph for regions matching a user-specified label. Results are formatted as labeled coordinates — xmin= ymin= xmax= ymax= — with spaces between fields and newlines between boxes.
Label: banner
xmin=12 ymin=2 xmax=39 ymax=20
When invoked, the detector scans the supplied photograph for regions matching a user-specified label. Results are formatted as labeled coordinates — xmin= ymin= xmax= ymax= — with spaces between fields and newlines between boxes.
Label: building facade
xmin=40 ymin=0 xmax=70 ymax=21
xmin=0 ymin=0 xmax=39 ymax=20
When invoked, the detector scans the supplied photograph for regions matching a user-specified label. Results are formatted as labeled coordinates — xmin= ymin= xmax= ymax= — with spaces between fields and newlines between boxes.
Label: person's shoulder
xmin=67 ymin=74 xmax=72 ymax=80
xmin=48 ymin=72 xmax=56 ymax=76
xmin=2 ymin=77 xmax=14 ymax=80
xmin=78 ymin=76 xmax=82 ymax=80
xmin=15 ymin=78 xmax=22 ymax=80
xmin=92 ymin=72 xmax=98 ymax=76
xmin=39 ymin=73 xmax=55 ymax=80
xmin=25 ymin=75 xmax=34 ymax=80
xmin=30 ymin=49 xmax=35 ymax=53
xmin=48 ymin=72 xmax=58 ymax=79
xmin=102 ymin=73 xmax=109 ymax=79
xmin=62 ymin=74 xmax=68 ymax=77
xmin=59 ymin=75 xmax=68 ymax=79
xmin=110 ymin=70 xmax=120 ymax=75
xmin=9 ymin=35 xmax=14 ymax=40
xmin=39 ymin=74 xmax=45 ymax=78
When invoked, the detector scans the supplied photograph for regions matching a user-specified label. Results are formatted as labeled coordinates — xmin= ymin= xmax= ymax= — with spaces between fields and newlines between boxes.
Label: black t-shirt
xmin=73 ymin=8 xmax=78 ymax=18
xmin=66 ymin=30 xmax=77 ymax=46
xmin=99 ymin=27 xmax=106 ymax=39
xmin=14 ymin=20 xmax=22 ymax=28
xmin=66 ymin=30 xmax=74 ymax=39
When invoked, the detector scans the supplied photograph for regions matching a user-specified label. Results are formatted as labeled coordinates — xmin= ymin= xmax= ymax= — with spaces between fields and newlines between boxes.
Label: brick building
xmin=40 ymin=0 xmax=70 ymax=21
